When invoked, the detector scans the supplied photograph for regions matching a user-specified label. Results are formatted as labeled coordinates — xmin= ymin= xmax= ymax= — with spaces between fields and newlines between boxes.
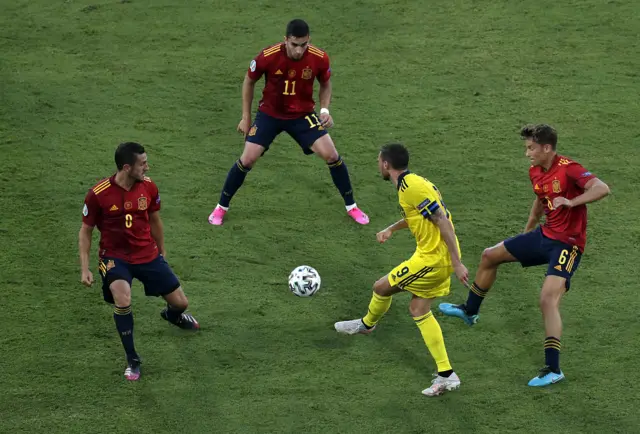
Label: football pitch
xmin=2 ymin=0 xmax=639 ymax=432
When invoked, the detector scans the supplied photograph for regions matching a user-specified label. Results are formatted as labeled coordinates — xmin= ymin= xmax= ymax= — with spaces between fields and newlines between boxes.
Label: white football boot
xmin=334 ymin=319 xmax=375 ymax=335
xmin=422 ymin=372 xmax=461 ymax=397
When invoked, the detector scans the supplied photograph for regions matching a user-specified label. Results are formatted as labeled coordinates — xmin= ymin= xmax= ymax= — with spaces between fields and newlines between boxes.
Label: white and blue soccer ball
xmin=288 ymin=265 xmax=321 ymax=297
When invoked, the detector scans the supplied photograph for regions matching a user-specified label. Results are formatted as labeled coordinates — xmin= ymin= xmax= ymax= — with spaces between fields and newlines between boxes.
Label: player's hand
xmin=376 ymin=229 xmax=393 ymax=244
xmin=237 ymin=117 xmax=251 ymax=135
xmin=81 ymin=269 xmax=94 ymax=287
xmin=453 ymin=263 xmax=469 ymax=287
xmin=552 ymin=197 xmax=573 ymax=209
xmin=319 ymin=112 xmax=334 ymax=128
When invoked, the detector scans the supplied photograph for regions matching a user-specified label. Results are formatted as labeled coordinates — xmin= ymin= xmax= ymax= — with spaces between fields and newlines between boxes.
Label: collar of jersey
xmin=397 ymin=170 xmax=411 ymax=190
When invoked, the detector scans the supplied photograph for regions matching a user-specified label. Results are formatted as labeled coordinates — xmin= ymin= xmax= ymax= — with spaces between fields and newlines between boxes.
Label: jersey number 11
xmin=283 ymin=80 xmax=296 ymax=95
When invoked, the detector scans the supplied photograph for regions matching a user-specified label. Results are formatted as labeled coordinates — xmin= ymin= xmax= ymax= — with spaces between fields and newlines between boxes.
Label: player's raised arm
xmin=524 ymin=198 xmax=545 ymax=233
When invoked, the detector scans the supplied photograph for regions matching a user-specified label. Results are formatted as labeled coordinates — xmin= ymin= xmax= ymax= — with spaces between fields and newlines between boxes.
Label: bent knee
xmin=110 ymin=283 xmax=131 ymax=306
xmin=324 ymin=150 xmax=340 ymax=163
xmin=408 ymin=304 xmax=428 ymax=318
xmin=239 ymin=155 xmax=258 ymax=169
xmin=481 ymin=244 xmax=510 ymax=266
xmin=372 ymin=279 xmax=392 ymax=296
xmin=539 ymin=293 xmax=559 ymax=311
xmin=240 ymin=143 xmax=264 ymax=168
xmin=166 ymin=288 xmax=189 ymax=310
xmin=480 ymin=248 xmax=497 ymax=265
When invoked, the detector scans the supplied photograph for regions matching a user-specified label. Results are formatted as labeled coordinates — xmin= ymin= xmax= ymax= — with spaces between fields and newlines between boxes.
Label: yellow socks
xmin=414 ymin=311 xmax=452 ymax=372
xmin=362 ymin=292 xmax=392 ymax=328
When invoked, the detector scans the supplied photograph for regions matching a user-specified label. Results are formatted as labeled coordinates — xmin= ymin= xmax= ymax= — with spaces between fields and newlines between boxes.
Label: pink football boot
xmin=347 ymin=207 xmax=370 ymax=225
xmin=208 ymin=206 xmax=227 ymax=226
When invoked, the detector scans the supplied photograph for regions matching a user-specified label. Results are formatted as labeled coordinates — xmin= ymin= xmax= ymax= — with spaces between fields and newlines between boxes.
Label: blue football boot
xmin=438 ymin=303 xmax=479 ymax=326
xmin=528 ymin=366 xmax=565 ymax=387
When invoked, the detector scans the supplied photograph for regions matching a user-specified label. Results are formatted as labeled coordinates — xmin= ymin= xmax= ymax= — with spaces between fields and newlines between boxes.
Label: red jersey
xmin=247 ymin=43 xmax=331 ymax=119
xmin=82 ymin=175 xmax=161 ymax=264
xmin=529 ymin=155 xmax=596 ymax=251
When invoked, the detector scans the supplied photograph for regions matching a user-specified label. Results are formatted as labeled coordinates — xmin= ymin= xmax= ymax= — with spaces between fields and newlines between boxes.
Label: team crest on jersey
xmin=106 ymin=260 xmax=115 ymax=271
xmin=302 ymin=67 xmax=313 ymax=80
xmin=552 ymin=179 xmax=562 ymax=193
xmin=124 ymin=201 xmax=133 ymax=210
xmin=248 ymin=125 xmax=258 ymax=136
xmin=288 ymin=69 xmax=296 ymax=78
xmin=138 ymin=196 xmax=148 ymax=211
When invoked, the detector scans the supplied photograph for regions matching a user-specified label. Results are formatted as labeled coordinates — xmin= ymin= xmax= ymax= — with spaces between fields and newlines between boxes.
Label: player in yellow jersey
xmin=334 ymin=143 xmax=469 ymax=396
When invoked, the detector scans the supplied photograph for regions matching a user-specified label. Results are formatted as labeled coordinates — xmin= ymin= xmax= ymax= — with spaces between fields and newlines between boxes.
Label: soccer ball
xmin=288 ymin=265 xmax=321 ymax=297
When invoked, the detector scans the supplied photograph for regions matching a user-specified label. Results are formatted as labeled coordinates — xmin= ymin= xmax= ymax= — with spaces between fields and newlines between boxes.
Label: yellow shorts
xmin=387 ymin=253 xmax=454 ymax=299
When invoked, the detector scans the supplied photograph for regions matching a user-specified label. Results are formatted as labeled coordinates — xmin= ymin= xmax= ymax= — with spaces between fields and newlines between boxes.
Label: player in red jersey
xmin=79 ymin=142 xmax=199 ymax=381
xmin=208 ymin=19 xmax=369 ymax=226
xmin=439 ymin=124 xmax=610 ymax=386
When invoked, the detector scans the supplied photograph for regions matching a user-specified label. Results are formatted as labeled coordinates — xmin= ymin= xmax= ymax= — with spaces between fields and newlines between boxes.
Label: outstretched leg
xmin=161 ymin=287 xmax=200 ymax=330
xmin=439 ymin=241 xmax=517 ymax=323
xmin=334 ymin=274 xmax=401 ymax=334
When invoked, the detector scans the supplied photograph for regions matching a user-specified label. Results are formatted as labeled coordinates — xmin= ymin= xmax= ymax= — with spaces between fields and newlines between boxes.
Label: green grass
xmin=2 ymin=0 xmax=639 ymax=432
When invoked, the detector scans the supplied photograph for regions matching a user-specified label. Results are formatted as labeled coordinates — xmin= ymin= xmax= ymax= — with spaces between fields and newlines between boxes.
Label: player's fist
xmin=81 ymin=269 xmax=94 ymax=287
xmin=319 ymin=112 xmax=334 ymax=128
xmin=237 ymin=117 xmax=251 ymax=135
xmin=453 ymin=263 xmax=469 ymax=287
xmin=376 ymin=229 xmax=393 ymax=244
xmin=320 ymin=113 xmax=333 ymax=128
xmin=552 ymin=197 xmax=573 ymax=209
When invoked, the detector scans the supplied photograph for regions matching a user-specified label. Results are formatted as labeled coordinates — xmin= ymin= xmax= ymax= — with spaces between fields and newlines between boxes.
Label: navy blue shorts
xmin=98 ymin=255 xmax=181 ymax=304
xmin=503 ymin=226 xmax=582 ymax=290
xmin=246 ymin=110 xmax=328 ymax=155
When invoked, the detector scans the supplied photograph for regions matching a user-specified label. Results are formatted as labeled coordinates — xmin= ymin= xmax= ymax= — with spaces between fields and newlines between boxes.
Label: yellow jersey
xmin=397 ymin=171 xmax=461 ymax=267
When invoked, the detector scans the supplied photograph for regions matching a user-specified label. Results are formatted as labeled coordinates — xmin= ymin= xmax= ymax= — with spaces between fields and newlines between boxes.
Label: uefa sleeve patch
xmin=417 ymin=198 xmax=431 ymax=210
xmin=250 ymin=60 xmax=256 ymax=72
xmin=581 ymin=171 xmax=592 ymax=177
xmin=83 ymin=203 xmax=88 ymax=216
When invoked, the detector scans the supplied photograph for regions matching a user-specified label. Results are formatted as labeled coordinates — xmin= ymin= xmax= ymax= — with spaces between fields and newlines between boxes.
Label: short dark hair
xmin=115 ymin=142 xmax=145 ymax=170
xmin=520 ymin=124 xmax=558 ymax=149
xmin=286 ymin=19 xmax=309 ymax=38
xmin=380 ymin=143 xmax=409 ymax=170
